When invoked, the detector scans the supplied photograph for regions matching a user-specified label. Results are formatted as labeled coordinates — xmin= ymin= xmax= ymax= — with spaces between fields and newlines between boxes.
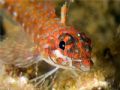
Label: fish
xmin=0 ymin=0 xmax=93 ymax=86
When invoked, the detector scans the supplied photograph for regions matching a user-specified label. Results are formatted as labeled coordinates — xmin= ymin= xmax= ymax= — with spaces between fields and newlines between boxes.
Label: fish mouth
xmin=80 ymin=64 xmax=90 ymax=71
xmin=72 ymin=59 xmax=92 ymax=71
xmin=79 ymin=59 xmax=93 ymax=71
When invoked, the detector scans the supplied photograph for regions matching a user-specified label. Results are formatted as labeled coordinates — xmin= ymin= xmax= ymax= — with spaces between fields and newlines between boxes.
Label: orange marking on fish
xmin=0 ymin=0 xmax=93 ymax=72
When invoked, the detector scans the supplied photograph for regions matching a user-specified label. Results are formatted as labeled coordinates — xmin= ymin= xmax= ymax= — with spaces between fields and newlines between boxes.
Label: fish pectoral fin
xmin=0 ymin=15 xmax=39 ymax=68
xmin=0 ymin=41 xmax=41 ymax=68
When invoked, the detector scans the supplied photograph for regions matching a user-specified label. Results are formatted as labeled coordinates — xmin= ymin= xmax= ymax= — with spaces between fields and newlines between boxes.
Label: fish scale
xmin=0 ymin=0 xmax=93 ymax=85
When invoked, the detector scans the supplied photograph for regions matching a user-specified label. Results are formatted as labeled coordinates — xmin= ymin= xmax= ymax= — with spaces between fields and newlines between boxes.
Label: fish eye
xmin=59 ymin=41 xmax=65 ymax=50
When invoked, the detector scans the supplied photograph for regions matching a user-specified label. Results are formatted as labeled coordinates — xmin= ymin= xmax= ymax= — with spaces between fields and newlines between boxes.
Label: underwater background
xmin=0 ymin=0 xmax=120 ymax=90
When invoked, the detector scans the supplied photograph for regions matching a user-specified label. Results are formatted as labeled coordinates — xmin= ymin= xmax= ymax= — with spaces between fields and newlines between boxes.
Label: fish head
xmin=47 ymin=27 xmax=93 ymax=71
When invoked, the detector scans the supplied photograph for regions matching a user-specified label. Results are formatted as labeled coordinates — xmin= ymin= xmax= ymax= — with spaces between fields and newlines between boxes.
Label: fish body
xmin=0 ymin=0 xmax=93 ymax=71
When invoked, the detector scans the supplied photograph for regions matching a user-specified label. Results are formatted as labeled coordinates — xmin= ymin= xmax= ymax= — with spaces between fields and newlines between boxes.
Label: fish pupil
xmin=59 ymin=41 xmax=65 ymax=50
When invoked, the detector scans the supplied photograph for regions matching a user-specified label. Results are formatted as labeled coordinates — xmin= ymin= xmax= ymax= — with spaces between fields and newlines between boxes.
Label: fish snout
xmin=80 ymin=59 xmax=93 ymax=71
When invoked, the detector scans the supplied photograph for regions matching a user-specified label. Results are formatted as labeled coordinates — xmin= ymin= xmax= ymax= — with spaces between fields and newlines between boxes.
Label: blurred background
xmin=0 ymin=0 xmax=120 ymax=90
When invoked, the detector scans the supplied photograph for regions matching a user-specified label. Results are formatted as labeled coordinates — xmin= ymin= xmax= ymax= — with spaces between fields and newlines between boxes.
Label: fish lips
xmin=80 ymin=60 xmax=93 ymax=71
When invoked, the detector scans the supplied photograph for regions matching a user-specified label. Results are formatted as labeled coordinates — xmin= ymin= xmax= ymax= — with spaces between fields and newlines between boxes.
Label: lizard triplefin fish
xmin=0 ymin=0 xmax=93 ymax=85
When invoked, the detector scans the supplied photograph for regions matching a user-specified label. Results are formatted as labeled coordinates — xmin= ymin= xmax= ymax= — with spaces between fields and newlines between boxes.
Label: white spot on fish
xmin=53 ymin=50 xmax=72 ymax=62
xmin=78 ymin=33 xmax=80 ymax=37
xmin=13 ymin=11 xmax=18 ymax=17
xmin=75 ymin=49 xmax=79 ymax=53
xmin=53 ymin=50 xmax=63 ymax=58
xmin=22 ymin=23 xmax=25 ymax=27
xmin=43 ymin=44 xmax=49 ymax=48
xmin=37 ymin=34 xmax=40 ymax=39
